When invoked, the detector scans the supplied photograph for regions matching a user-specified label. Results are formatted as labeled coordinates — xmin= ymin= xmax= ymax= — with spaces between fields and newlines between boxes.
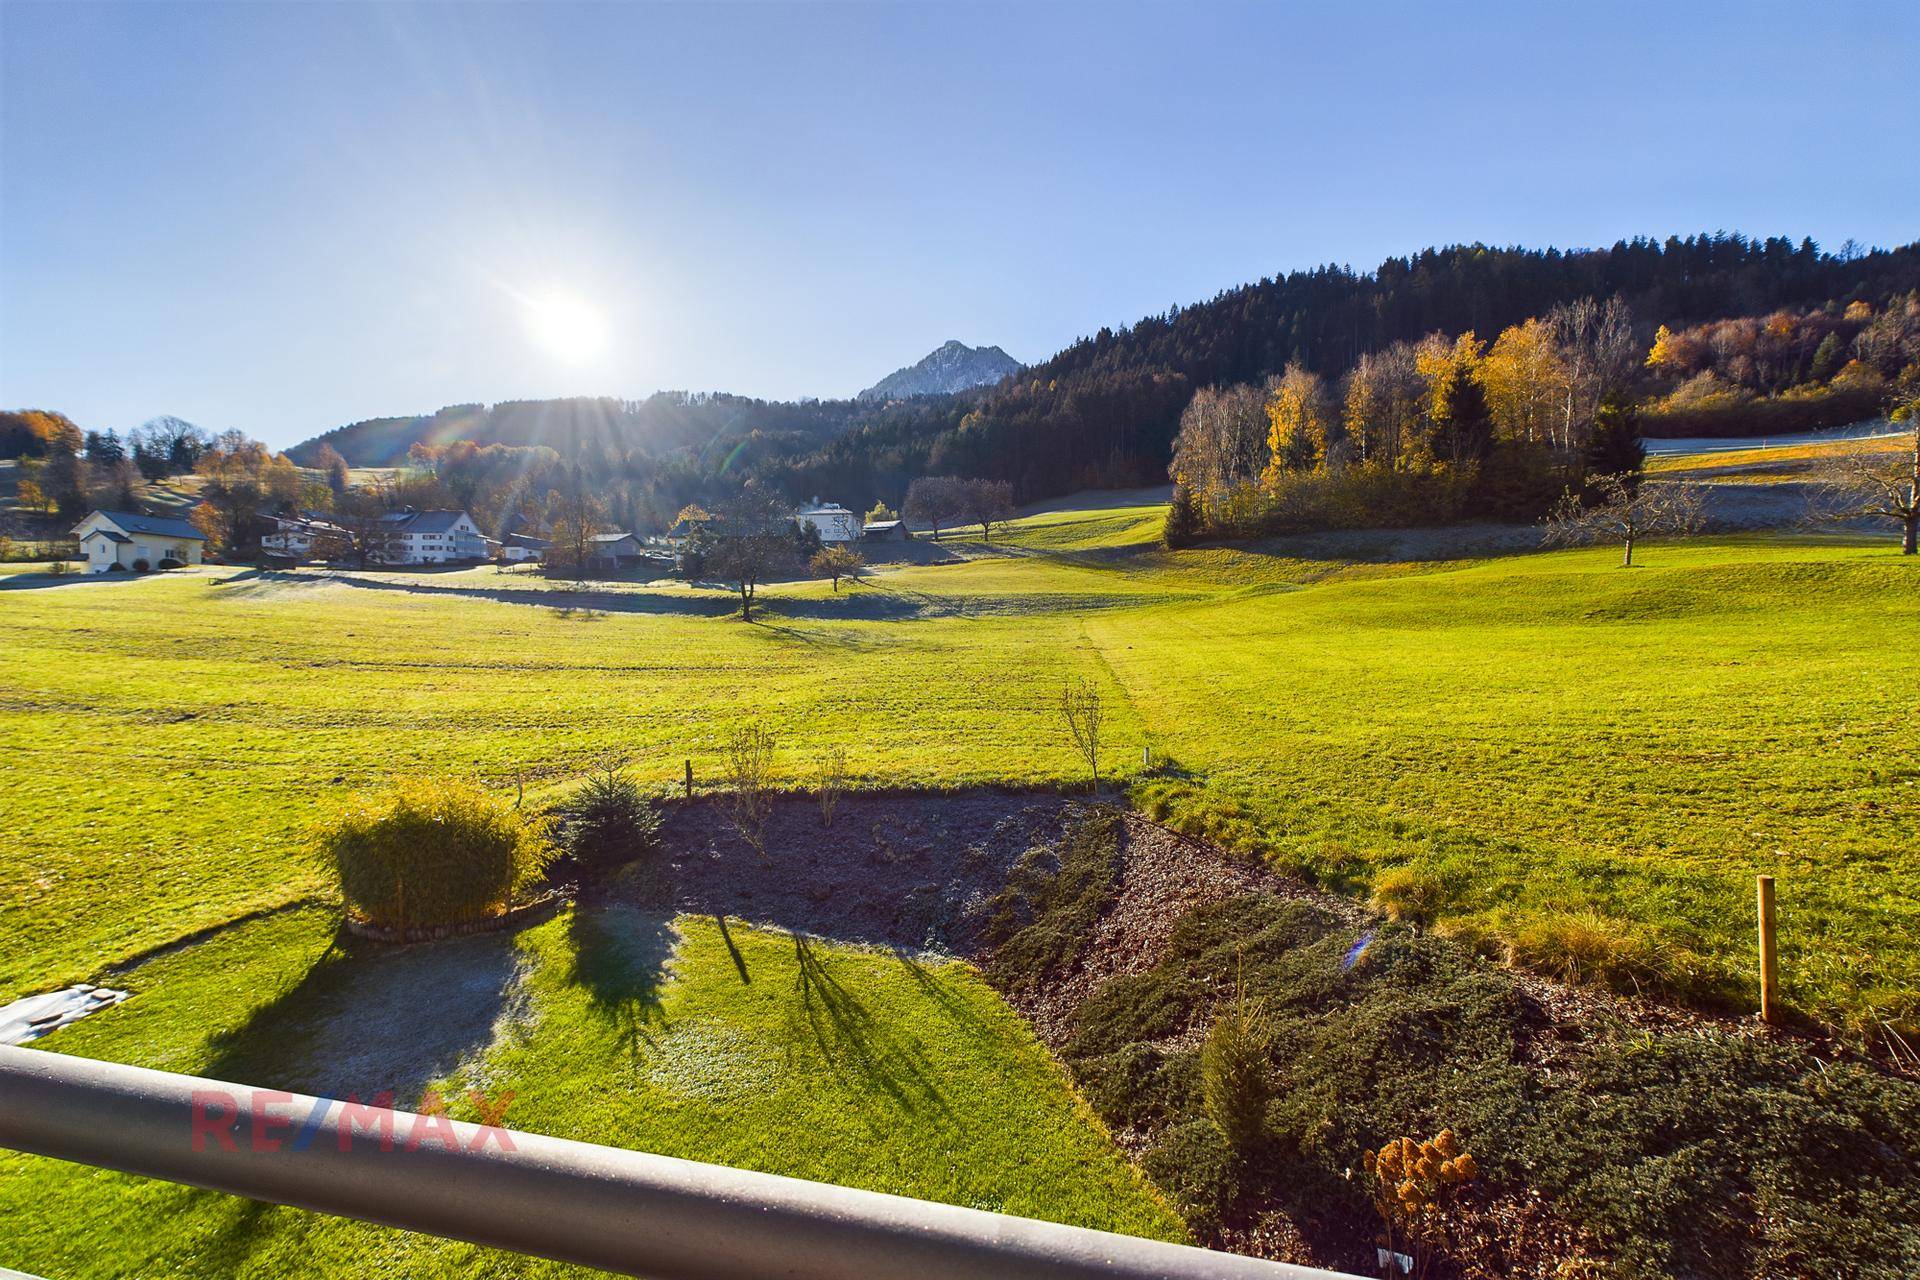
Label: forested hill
xmin=287 ymin=393 xmax=873 ymax=469
xmin=290 ymin=234 xmax=1920 ymax=508
xmin=777 ymin=235 xmax=1920 ymax=503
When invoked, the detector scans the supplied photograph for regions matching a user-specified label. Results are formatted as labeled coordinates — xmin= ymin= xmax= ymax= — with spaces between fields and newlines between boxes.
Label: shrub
xmin=1364 ymin=1130 xmax=1479 ymax=1274
xmin=319 ymin=778 xmax=556 ymax=930
xmin=557 ymin=767 xmax=661 ymax=875
xmin=106 ymin=561 xmax=126 ymax=572
xmin=716 ymin=723 xmax=776 ymax=863
xmin=1200 ymin=989 xmax=1275 ymax=1155
xmin=158 ymin=557 xmax=185 ymax=570
xmin=131 ymin=558 xmax=150 ymax=572
xmin=815 ymin=745 xmax=848 ymax=827
xmin=982 ymin=808 xmax=1122 ymax=989
xmin=1371 ymin=866 xmax=1450 ymax=929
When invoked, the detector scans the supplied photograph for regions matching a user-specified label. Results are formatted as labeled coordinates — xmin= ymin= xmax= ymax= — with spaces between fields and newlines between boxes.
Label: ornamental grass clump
xmin=1370 ymin=866 xmax=1449 ymax=930
xmin=320 ymin=778 xmax=556 ymax=930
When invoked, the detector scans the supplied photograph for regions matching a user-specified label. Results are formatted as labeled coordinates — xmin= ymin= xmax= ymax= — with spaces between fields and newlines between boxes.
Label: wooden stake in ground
xmin=684 ymin=759 xmax=694 ymax=799
xmin=1757 ymin=874 xmax=1780 ymax=1025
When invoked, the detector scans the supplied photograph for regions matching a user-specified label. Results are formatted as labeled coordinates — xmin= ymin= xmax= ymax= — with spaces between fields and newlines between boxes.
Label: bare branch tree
xmin=1809 ymin=419 xmax=1920 ymax=555
xmin=967 ymin=479 xmax=1016 ymax=542
xmin=1543 ymin=474 xmax=1706 ymax=567
xmin=716 ymin=724 xmax=777 ymax=863
xmin=1059 ymin=677 xmax=1104 ymax=792
xmin=816 ymin=745 xmax=848 ymax=828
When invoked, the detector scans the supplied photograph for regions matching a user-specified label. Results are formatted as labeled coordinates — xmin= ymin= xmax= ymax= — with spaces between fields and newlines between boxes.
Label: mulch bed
xmin=648 ymin=789 xmax=1084 ymax=954
xmin=638 ymin=787 xmax=1908 ymax=1279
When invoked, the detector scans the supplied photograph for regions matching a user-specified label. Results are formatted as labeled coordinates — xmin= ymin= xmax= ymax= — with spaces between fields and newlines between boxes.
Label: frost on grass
xmin=647 ymin=1018 xmax=777 ymax=1102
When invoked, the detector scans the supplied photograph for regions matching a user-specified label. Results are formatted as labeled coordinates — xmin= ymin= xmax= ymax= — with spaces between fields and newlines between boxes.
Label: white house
xmin=72 ymin=510 xmax=206 ymax=574
xmin=371 ymin=510 xmax=488 ymax=565
xmin=500 ymin=533 xmax=550 ymax=563
xmin=796 ymin=501 xmax=860 ymax=544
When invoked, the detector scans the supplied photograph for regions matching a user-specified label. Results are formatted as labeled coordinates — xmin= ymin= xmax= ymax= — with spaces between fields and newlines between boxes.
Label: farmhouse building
xmin=372 ymin=510 xmax=488 ymax=565
xmin=72 ymin=510 xmax=206 ymax=574
xmin=501 ymin=532 xmax=550 ymax=563
xmin=588 ymin=531 xmax=645 ymax=570
xmin=796 ymin=501 xmax=860 ymax=544
xmin=860 ymin=519 xmax=911 ymax=543
xmin=260 ymin=512 xmax=349 ymax=561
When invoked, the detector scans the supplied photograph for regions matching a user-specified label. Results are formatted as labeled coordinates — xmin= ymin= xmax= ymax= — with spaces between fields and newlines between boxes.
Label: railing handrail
xmin=0 ymin=1045 xmax=1362 ymax=1279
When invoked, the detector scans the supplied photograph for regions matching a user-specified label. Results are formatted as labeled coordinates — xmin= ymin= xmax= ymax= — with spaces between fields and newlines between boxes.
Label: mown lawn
xmin=1 ymin=902 xmax=1180 ymax=1277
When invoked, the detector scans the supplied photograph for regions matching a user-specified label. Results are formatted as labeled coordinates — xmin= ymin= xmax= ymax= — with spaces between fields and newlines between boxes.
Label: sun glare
xmin=525 ymin=292 xmax=609 ymax=364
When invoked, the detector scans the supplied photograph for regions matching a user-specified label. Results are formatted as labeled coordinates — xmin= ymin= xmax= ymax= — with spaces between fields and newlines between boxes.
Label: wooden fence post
xmin=1756 ymin=874 xmax=1779 ymax=1025
xmin=684 ymin=759 xmax=694 ymax=799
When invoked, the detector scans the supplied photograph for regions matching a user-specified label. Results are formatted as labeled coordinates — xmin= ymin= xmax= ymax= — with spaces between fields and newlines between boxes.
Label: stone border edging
xmin=342 ymin=890 xmax=566 ymax=944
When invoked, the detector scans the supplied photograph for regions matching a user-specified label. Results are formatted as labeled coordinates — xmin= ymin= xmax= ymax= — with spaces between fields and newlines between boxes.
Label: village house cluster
xmin=71 ymin=498 xmax=909 ymax=574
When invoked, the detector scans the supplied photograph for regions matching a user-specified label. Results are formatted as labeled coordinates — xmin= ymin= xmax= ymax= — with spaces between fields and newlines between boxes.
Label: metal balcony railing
xmin=0 ymin=1045 xmax=1363 ymax=1280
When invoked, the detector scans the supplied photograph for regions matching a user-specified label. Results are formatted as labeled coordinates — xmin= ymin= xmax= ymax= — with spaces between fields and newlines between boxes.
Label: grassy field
xmin=2 ymin=496 xmax=1917 ymax=1271
xmin=1647 ymin=431 xmax=1910 ymax=480
xmin=3 ymin=510 xmax=1916 ymax=1024
xmin=1 ymin=900 xmax=1178 ymax=1276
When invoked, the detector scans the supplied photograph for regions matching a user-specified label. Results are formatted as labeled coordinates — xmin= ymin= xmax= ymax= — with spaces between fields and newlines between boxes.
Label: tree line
xmin=771 ymin=234 xmax=1920 ymax=506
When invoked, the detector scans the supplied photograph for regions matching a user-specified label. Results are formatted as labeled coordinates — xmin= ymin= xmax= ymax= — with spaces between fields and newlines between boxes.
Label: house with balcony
xmin=795 ymin=500 xmax=860 ymax=544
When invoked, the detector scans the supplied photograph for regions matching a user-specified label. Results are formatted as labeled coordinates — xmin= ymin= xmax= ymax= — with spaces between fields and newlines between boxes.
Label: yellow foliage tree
xmin=1480 ymin=319 xmax=1564 ymax=444
xmin=1646 ymin=323 xmax=1682 ymax=372
xmin=1260 ymin=364 xmax=1336 ymax=487
xmin=1415 ymin=332 xmax=1484 ymax=418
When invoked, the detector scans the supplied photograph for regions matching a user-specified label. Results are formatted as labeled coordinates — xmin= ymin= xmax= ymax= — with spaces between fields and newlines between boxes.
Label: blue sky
xmin=2 ymin=1 xmax=1914 ymax=449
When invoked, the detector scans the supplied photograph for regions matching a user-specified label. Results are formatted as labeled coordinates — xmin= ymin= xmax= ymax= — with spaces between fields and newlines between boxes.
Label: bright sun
xmin=525 ymin=292 xmax=609 ymax=364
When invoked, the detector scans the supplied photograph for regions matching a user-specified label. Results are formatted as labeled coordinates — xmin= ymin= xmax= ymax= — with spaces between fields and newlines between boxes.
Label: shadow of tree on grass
xmin=204 ymin=928 xmax=526 ymax=1108
xmin=787 ymin=931 xmax=952 ymax=1124
xmin=563 ymin=905 xmax=678 ymax=1072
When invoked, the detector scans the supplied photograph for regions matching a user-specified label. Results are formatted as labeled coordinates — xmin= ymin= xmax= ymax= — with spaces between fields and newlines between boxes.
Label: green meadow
xmin=3 ymin=504 xmax=1916 ymax=1022
xmin=2 ymin=496 xmax=1918 ymax=1272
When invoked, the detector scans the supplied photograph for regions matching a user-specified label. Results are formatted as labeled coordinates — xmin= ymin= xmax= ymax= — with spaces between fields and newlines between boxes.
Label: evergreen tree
xmin=1430 ymin=363 xmax=1495 ymax=466
xmin=1585 ymin=396 xmax=1647 ymax=492
xmin=1809 ymin=331 xmax=1845 ymax=382
xmin=1162 ymin=484 xmax=1203 ymax=548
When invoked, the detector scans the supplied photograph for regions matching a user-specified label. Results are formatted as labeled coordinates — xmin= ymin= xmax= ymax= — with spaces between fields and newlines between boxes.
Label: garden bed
xmin=634 ymin=787 xmax=1920 ymax=1279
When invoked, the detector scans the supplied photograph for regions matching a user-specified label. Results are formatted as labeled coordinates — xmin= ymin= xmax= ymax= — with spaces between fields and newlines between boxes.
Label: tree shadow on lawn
xmin=283 ymin=572 xmax=741 ymax=618
xmin=563 ymin=905 xmax=678 ymax=1072
xmin=203 ymin=929 xmax=528 ymax=1108
xmin=788 ymin=931 xmax=953 ymax=1124
xmin=293 ymin=569 xmax=974 ymax=624
xmin=0 ymin=570 xmax=144 ymax=591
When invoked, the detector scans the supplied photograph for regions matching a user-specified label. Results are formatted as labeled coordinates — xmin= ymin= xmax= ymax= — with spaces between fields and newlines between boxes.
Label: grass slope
xmin=1 ymin=903 xmax=1178 ymax=1277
